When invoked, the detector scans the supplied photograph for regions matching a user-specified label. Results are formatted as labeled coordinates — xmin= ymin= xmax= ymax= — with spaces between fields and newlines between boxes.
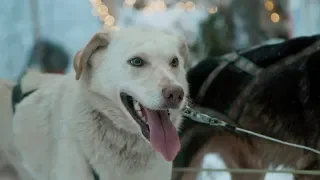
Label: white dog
xmin=12 ymin=26 xmax=189 ymax=180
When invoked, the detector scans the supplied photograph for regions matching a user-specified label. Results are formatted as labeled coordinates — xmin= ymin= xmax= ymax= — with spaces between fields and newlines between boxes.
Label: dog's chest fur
xmin=64 ymin=89 xmax=173 ymax=180
xmin=13 ymin=75 xmax=173 ymax=180
xmin=85 ymin=131 xmax=172 ymax=180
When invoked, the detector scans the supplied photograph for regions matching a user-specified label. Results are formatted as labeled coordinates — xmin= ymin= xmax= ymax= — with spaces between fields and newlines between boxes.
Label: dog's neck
xmin=76 ymin=84 xmax=156 ymax=169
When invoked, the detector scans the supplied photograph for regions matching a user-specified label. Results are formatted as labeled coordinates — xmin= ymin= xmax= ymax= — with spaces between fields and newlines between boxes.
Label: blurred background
xmin=1 ymin=0 xmax=320 ymax=179
xmin=0 ymin=0 xmax=319 ymax=80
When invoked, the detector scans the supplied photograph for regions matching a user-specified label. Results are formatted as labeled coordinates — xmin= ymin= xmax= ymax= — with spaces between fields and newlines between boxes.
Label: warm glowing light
xmin=97 ymin=6 xmax=108 ymax=20
xmin=208 ymin=6 xmax=218 ymax=14
xmin=90 ymin=0 xmax=119 ymax=30
xmin=104 ymin=15 xmax=115 ymax=26
xmin=158 ymin=1 xmax=167 ymax=11
xmin=176 ymin=2 xmax=185 ymax=9
xmin=110 ymin=26 xmax=120 ymax=31
xmin=270 ymin=12 xmax=280 ymax=23
xmin=264 ymin=0 xmax=274 ymax=11
xmin=150 ymin=2 xmax=158 ymax=10
xmin=97 ymin=6 xmax=108 ymax=14
xmin=98 ymin=9 xmax=108 ymax=17
xmin=103 ymin=24 xmax=110 ymax=30
xmin=143 ymin=6 xmax=153 ymax=15
xmin=124 ymin=0 xmax=136 ymax=6
xmin=90 ymin=0 xmax=102 ymax=8
xmin=184 ymin=1 xmax=195 ymax=11
xmin=148 ymin=1 xmax=166 ymax=12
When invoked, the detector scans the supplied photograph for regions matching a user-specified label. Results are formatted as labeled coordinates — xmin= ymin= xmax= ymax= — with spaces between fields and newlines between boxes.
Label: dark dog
xmin=173 ymin=35 xmax=320 ymax=180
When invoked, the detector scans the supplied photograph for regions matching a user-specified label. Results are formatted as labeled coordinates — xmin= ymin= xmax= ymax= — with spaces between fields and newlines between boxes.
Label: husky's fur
xmin=10 ymin=26 xmax=189 ymax=180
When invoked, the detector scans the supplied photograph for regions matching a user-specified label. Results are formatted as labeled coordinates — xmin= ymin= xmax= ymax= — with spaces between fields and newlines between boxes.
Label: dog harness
xmin=195 ymin=52 xmax=261 ymax=121
xmin=11 ymin=84 xmax=36 ymax=113
xmin=11 ymin=84 xmax=101 ymax=180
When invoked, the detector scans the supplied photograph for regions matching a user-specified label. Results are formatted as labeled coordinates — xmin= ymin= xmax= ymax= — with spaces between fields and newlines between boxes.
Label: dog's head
xmin=73 ymin=27 xmax=189 ymax=161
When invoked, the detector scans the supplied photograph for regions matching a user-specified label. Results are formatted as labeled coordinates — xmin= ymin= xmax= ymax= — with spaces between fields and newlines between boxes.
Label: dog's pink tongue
xmin=144 ymin=108 xmax=180 ymax=161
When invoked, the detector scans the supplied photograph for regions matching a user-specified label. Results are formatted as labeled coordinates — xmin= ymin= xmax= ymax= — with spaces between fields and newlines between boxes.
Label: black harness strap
xmin=196 ymin=52 xmax=261 ymax=105
xmin=11 ymin=84 xmax=36 ymax=113
xmin=92 ymin=167 xmax=100 ymax=180
xmin=196 ymin=53 xmax=239 ymax=104
xmin=195 ymin=52 xmax=262 ymax=123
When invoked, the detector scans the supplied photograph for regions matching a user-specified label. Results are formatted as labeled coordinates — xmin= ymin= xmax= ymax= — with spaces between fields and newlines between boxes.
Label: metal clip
xmin=182 ymin=106 xmax=194 ymax=119
xmin=207 ymin=117 xmax=220 ymax=126
xmin=182 ymin=106 xmax=226 ymax=127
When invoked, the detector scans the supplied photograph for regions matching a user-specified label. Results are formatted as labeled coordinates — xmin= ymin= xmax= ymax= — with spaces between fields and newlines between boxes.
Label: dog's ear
xmin=179 ymin=39 xmax=189 ymax=69
xmin=74 ymin=32 xmax=110 ymax=80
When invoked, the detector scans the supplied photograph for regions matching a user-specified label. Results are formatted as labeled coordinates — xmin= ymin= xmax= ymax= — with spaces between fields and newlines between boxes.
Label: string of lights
xmin=264 ymin=0 xmax=281 ymax=23
xmin=90 ymin=0 xmax=219 ymax=31
xmin=89 ymin=0 xmax=119 ymax=30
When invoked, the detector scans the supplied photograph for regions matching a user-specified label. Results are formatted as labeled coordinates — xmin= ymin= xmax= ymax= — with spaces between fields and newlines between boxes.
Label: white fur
xmin=12 ymin=27 xmax=189 ymax=180
xmin=196 ymin=153 xmax=294 ymax=180
xmin=196 ymin=153 xmax=231 ymax=180
xmin=117 ymin=7 xmax=208 ymax=69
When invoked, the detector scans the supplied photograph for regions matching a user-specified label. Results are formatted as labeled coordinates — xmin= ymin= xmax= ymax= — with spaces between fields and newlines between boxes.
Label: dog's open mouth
xmin=120 ymin=92 xmax=180 ymax=161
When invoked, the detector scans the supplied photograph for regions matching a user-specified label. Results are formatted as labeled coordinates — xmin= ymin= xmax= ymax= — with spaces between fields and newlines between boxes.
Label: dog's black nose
xmin=162 ymin=86 xmax=184 ymax=106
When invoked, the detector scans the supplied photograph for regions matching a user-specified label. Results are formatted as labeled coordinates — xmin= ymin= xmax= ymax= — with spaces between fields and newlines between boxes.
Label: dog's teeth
xmin=134 ymin=101 xmax=141 ymax=111
xmin=137 ymin=110 xmax=143 ymax=117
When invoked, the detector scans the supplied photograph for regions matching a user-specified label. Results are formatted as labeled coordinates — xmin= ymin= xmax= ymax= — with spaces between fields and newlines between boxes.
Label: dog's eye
xmin=128 ymin=57 xmax=144 ymax=67
xmin=170 ymin=57 xmax=179 ymax=67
